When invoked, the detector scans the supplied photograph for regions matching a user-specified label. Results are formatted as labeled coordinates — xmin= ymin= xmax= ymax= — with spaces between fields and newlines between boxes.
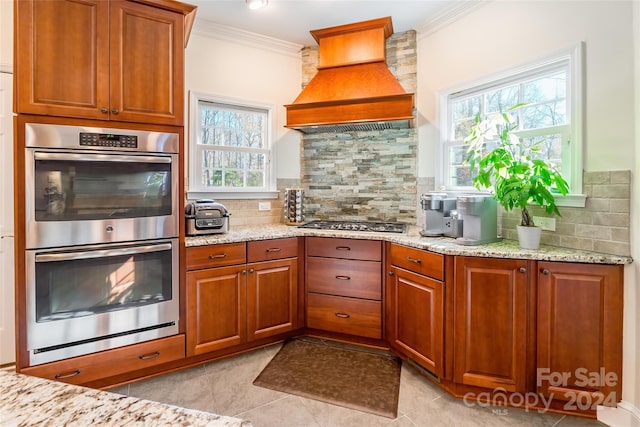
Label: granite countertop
xmin=0 ymin=370 xmax=251 ymax=427
xmin=186 ymin=224 xmax=633 ymax=265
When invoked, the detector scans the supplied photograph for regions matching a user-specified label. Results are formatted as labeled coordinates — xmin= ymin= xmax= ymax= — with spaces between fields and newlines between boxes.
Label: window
xmin=440 ymin=45 xmax=584 ymax=204
xmin=189 ymin=93 xmax=275 ymax=198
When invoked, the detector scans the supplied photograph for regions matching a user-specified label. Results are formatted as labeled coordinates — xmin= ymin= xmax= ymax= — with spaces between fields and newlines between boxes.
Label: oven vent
xmin=289 ymin=119 xmax=412 ymax=134
xmin=285 ymin=17 xmax=415 ymax=133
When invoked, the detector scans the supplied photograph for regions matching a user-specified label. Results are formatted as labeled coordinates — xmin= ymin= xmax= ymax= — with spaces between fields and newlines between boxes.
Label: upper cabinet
xmin=14 ymin=0 xmax=196 ymax=126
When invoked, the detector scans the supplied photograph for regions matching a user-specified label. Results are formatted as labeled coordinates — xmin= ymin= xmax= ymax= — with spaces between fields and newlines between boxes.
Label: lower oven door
xmin=26 ymin=238 xmax=179 ymax=365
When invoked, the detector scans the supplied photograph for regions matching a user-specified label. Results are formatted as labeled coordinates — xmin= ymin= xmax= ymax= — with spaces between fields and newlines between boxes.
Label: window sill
xmin=438 ymin=189 xmax=587 ymax=208
xmin=187 ymin=190 xmax=280 ymax=201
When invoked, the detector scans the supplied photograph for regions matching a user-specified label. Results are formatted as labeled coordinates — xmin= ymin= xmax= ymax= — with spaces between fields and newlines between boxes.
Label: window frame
xmin=437 ymin=43 xmax=586 ymax=207
xmin=187 ymin=91 xmax=278 ymax=200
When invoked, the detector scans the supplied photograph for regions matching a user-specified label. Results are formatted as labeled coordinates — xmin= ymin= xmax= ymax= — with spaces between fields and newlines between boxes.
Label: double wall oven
xmin=23 ymin=122 xmax=180 ymax=365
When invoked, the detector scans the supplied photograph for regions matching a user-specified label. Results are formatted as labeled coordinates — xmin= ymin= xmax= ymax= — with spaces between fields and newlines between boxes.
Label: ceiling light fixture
xmin=246 ymin=0 xmax=268 ymax=10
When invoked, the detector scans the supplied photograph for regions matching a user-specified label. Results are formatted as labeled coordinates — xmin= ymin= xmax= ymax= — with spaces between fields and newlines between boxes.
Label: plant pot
xmin=517 ymin=225 xmax=542 ymax=250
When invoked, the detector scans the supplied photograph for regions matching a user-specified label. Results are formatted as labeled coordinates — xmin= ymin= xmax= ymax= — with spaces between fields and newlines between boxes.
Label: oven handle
xmin=33 ymin=151 xmax=172 ymax=164
xmin=35 ymin=243 xmax=172 ymax=262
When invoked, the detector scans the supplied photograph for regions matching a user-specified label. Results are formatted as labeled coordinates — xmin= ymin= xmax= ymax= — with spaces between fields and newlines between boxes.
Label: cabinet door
xmin=387 ymin=265 xmax=443 ymax=377
xmin=186 ymin=265 xmax=246 ymax=356
xmin=110 ymin=0 xmax=184 ymax=125
xmin=454 ymin=257 xmax=530 ymax=392
xmin=247 ymin=258 xmax=299 ymax=341
xmin=537 ymin=262 xmax=623 ymax=407
xmin=15 ymin=0 xmax=110 ymax=119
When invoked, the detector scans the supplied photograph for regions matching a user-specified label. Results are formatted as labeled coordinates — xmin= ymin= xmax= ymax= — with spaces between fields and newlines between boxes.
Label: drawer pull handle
xmin=335 ymin=246 xmax=351 ymax=251
xmin=55 ymin=370 xmax=80 ymax=379
xmin=335 ymin=275 xmax=351 ymax=280
xmin=335 ymin=312 xmax=351 ymax=319
xmin=407 ymin=256 xmax=422 ymax=264
xmin=266 ymin=248 xmax=282 ymax=253
xmin=542 ymin=269 xmax=550 ymax=275
xmin=209 ymin=253 xmax=227 ymax=259
xmin=139 ymin=351 xmax=160 ymax=360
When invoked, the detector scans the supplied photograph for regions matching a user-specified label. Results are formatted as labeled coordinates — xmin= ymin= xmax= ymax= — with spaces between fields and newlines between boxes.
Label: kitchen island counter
xmin=186 ymin=224 xmax=632 ymax=265
xmin=0 ymin=369 xmax=251 ymax=427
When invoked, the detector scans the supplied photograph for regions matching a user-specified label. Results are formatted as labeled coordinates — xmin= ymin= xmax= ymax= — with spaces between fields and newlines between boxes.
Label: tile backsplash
xmin=500 ymin=171 xmax=631 ymax=256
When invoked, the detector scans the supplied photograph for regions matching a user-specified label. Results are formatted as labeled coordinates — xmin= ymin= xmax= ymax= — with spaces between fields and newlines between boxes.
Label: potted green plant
xmin=463 ymin=105 xmax=570 ymax=249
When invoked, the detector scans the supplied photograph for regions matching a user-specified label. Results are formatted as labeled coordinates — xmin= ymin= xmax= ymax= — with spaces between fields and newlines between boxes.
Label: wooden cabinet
xmin=386 ymin=243 xmax=444 ymax=377
xmin=537 ymin=262 xmax=623 ymax=408
xmin=247 ymin=239 xmax=299 ymax=341
xmin=21 ymin=335 xmax=185 ymax=386
xmin=453 ymin=256 xmax=532 ymax=393
xmin=15 ymin=0 xmax=194 ymax=125
xmin=185 ymin=239 xmax=300 ymax=356
xmin=305 ymin=237 xmax=382 ymax=339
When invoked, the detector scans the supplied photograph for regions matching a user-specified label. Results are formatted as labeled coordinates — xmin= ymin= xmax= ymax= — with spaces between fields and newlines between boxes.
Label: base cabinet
xmin=453 ymin=257 xmax=531 ymax=393
xmin=386 ymin=243 xmax=444 ymax=377
xmin=186 ymin=239 xmax=300 ymax=356
xmin=20 ymin=335 xmax=185 ymax=386
xmin=537 ymin=261 xmax=623 ymax=408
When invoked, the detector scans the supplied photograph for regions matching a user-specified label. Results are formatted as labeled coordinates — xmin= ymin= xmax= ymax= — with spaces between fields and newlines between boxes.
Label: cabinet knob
xmin=100 ymin=107 xmax=108 ymax=113
xmin=111 ymin=108 xmax=119 ymax=115
xmin=55 ymin=369 xmax=81 ymax=379
xmin=388 ymin=271 xmax=394 ymax=276
xmin=519 ymin=267 xmax=527 ymax=273
xmin=542 ymin=269 xmax=550 ymax=275
xmin=249 ymin=268 xmax=255 ymax=274
xmin=242 ymin=270 xmax=247 ymax=275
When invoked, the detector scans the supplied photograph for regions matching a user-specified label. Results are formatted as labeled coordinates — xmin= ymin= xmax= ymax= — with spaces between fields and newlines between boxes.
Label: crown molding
xmin=416 ymin=0 xmax=490 ymax=39
xmin=0 ymin=63 xmax=13 ymax=74
xmin=192 ymin=19 xmax=303 ymax=59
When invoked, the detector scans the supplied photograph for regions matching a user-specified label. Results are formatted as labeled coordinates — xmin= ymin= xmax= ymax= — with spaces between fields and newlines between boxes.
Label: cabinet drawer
xmin=248 ymin=238 xmax=298 ymax=262
xmin=21 ymin=335 xmax=185 ymax=386
xmin=307 ymin=257 xmax=381 ymax=300
xmin=306 ymin=237 xmax=381 ymax=261
xmin=307 ymin=293 xmax=381 ymax=339
xmin=186 ymin=243 xmax=246 ymax=270
xmin=388 ymin=243 xmax=443 ymax=280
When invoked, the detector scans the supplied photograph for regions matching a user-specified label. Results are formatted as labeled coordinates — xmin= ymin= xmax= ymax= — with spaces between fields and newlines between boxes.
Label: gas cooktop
xmin=298 ymin=220 xmax=407 ymax=234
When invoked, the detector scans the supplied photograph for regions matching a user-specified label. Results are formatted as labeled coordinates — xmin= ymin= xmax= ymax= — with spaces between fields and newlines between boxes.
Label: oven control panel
xmin=79 ymin=132 xmax=138 ymax=148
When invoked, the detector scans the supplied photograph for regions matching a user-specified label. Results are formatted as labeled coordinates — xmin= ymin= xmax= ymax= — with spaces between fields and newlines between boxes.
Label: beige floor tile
xmin=295 ymin=395 xmax=397 ymax=427
xmin=237 ymin=395 xmax=321 ymax=427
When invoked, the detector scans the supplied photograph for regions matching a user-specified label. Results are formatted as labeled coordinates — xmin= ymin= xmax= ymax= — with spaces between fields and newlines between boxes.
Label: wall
xmin=300 ymin=31 xmax=419 ymax=222
xmin=417 ymin=0 xmax=638 ymax=414
xmin=184 ymin=31 xmax=303 ymax=225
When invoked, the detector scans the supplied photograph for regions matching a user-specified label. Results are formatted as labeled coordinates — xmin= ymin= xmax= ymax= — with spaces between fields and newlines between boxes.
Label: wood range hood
xmin=285 ymin=17 xmax=415 ymax=134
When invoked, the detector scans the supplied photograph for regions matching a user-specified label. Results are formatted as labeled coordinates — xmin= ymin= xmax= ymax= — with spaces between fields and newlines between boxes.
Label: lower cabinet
xmin=453 ymin=256 xmax=531 ymax=393
xmin=185 ymin=239 xmax=300 ymax=356
xmin=537 ymin=261 xmax=623 ymax=408
xmin=20 ymin=335 xmax=185 ymax=386
xmin=386 ymin=243 xmax=444 ymax=377
xmin=305 ymin=237 xmax=383 ymax=339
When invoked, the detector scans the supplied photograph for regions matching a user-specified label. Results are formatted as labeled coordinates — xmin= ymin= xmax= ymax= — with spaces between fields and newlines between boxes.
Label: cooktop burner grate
xmin=298 ymin=220 xmax=407 ymax=233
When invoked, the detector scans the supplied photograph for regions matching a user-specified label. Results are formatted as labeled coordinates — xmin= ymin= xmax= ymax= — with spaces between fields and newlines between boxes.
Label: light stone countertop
xmin=0 ymin=369 xmax=252 ymax=427
xmin=186 ymin=224 xmax=633 ymax=265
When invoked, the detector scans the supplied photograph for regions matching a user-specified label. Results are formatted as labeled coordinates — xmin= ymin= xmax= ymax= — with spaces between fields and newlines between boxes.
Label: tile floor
xmin=110 ymin=339 xmax=606 ymax=427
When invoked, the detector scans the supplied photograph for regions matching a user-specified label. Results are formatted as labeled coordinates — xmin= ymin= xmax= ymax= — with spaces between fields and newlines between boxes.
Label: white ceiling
xmin=188 ymin=0 xmax=478 ymax=47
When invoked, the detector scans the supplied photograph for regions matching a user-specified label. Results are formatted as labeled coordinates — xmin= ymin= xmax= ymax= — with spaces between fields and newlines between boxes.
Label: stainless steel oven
xmin=24 ymin=122 xmax=179 ymax=249
xmin=26 ymin=238 xmax=179 ymax=365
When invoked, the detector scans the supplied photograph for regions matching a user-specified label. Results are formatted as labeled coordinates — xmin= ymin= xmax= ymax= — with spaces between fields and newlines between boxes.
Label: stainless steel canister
xmin=284 ymin=188 xmax=304 ymax=225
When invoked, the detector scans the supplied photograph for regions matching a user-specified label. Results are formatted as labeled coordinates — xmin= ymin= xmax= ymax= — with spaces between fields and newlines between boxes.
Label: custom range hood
xmin=285 ymin=17 xmax=415 ymax=134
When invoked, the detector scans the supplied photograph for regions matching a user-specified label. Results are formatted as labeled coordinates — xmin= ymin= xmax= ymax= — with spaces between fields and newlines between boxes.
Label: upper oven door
xmin=25 ymin=149 xmax=179 ymax=249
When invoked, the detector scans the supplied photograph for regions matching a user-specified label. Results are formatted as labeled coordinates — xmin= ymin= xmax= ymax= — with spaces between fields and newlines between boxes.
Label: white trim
xmin=192 ymin=19 xmax=303 ymax=59
xmin=597 ymin=401 xmax=640 ymax=427
xmin=0 ymin=63 xmax=13 ymax=74
xmin=437 ymin=42 xmax=584 ymax=195
xmin=188 ymin=91 xmax=277 ymax=195
xmin=416 ymin=0 xmax=490 ymax=39
xmin=187 ymin=191 xmax=279 ymax=201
